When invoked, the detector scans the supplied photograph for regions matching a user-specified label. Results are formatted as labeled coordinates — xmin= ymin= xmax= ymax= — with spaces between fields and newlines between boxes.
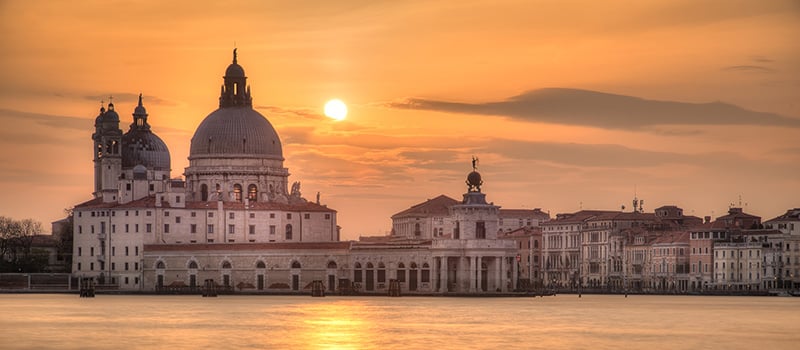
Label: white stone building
xmin=71 ymin=50 xmax=519 ymax=294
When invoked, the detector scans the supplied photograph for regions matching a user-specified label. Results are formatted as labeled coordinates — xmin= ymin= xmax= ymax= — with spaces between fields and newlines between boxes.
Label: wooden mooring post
xmin=387 ymin=279 xmax=401 ymax=297
xmin=311 ymin=280 xmax=325 ymax=297
xmin=202 ymin=279 xmax=218 ymax=297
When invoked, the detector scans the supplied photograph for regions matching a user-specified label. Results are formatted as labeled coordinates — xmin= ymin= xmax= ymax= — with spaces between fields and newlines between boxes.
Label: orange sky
xmin=1 ymin=0 xmax=798 ymax=238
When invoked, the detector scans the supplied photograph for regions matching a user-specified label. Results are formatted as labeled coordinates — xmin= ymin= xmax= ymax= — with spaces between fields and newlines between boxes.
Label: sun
xmin=324 ymin=99 xmax=347 ymax=121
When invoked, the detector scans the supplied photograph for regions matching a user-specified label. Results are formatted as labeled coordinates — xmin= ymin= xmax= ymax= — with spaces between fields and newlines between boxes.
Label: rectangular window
xmin=125 ymin=246 xmax=129 ymax=256
xmin=125 ymin=262 xmax=129 ymax=271
xmin=190 ymin=224 xmax=197 ymax=234
xmin=164 ymin=211 xmax=170 ymax=217
xmin=208 ymin=224 xmax=214 ymax=234
xmin=191 ymin=212 xmax=196 ymax=217
xmin=90 ymin=262 xmax=94 ymax=271
xmin=304 ymin=213 xmax=310 ymax=220
xmin=249 ymin=213 xmax=255 ymax=219
xmin=325 ymin=214 xmax=331 ymax=220
xmin=270 ymin=225 xmax=276 ymax=235
xmin=229 ymin=212 xmax=235 ymax=219
xmin=78 ymin=247 xmax=82 ymax=256
xmin=135 ymin=224 xmax=139 ymax=233
xmin=135 ymin=277 xmax=139 ymax=285
xmin=77 ymin=263 xmax=81 ymax=271
xmin=111 ymin=262 xmax=116 ymax=271
xmin=176 ymin=196 xmax=181 ymax=203
xmin=208 ymin=212 xmax=214 ymax=218
xmin=134 ymin=262 xmax=139 ymax=270
xmin=135 ymin=246 xmax=139 ymax=256
xmin=79 ymin=226 xmax=82 ymax=234
xmin=146 ymin=211 xmax=152 ymax=217
xmin=90 ymin=247 xmax=94 ymax=256
xmin=229 ymin=225 xmax=235 ymax=234
xmin=125 ymin=224 xmax=129 ymax=233
xmin=287 ymin=213 xmax=292 ymax=219
xmin=270 ymin=213 xmax=275 ymax=219
xmin=111 ymin=224 xmax=116 ymax=233
xmin=112 ymin=247 xmax=115 ymax=256
xmin=149 ymin=184 xmax=154 ymax=191
xmin=249 ymin=225 xmax=256 ymax=235
xmin=176 ymin=216 xmax=181 ymax=224
xmin=146 ymin=224 xmax=152 ymax=233
xmin=164 ymin=224 xmax=170 ymax=233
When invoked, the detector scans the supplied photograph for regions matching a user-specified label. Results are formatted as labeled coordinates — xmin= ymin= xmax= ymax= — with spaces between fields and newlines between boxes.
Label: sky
xmin=0 ymin=0 xmax=798 ymax=239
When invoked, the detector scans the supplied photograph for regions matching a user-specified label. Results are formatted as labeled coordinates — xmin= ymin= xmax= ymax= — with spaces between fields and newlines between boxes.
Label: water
xmin=1 ymin=294 xmax=798 ymax=349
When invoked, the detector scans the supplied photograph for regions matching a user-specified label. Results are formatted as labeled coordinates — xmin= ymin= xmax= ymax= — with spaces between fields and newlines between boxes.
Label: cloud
xmin=256 ymin=105 xmax=326 ymax=121
xmin=83 ymin=93 xmax=176 ymax=106
xmin=0 ymin=108 xmax=89 ymax=131
xmin=723 ymin=65 xmax=774 ymax=73
xmin=386 ymin=88 xmax=800 ymax=130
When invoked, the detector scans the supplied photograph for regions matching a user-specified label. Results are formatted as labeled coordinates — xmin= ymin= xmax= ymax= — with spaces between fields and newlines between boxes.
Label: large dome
xmin=189 ymin=107 xmax=283 ymax=159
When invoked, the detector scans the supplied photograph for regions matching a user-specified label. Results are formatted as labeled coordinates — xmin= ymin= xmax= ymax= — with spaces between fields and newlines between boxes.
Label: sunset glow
xmin=0 ymin=1 xmax=798 ymax=238
xmin=324 ymin=99 xmax=348 ymax=121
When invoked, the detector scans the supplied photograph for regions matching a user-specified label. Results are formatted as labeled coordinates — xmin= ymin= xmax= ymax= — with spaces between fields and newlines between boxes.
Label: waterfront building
xmin=649 ymin=231 xmax=690 ymax=292
xmin=70 ymin=50 xmax=519 ymax=294
xmin=764 ymin=208 xmax=800 ymax=289
xmin=499 ymin=226 xmax=543 ymax=289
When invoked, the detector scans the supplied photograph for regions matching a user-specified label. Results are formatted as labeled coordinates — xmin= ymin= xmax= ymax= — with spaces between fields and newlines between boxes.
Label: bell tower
xmin=92 ymin=100 xmax=123 ymax=202
xmin=219 ymin=48 xmax=252 ymax=108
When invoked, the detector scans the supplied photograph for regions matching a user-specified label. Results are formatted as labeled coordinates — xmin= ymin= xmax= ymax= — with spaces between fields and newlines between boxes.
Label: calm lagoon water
xmin=1 ymin=294 xmax=799 ymax=349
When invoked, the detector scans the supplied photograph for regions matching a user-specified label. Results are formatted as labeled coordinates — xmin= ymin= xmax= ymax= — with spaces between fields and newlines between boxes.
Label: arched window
xmin=421 ymin=263 xmax=430 ymax=283
xmin=377 ymin=262 xmax=386 ymax=283
xmin=327 ymin=261 xmax=337 ymax=269
xmin=291 ymin=261 xmax=301 ymax=269
xmin=354 ymin=262 xmax=363 ymax=283
xmin=188 ymin=261 xmax=198 ymax=269
xmin=248 ymin=184 xmax=258 ymax=201
xmin=222 ymin=261 xmax=232 ymax=269
xmin=233 ymin=184 xmax=243 ymax=202
xmin=156 ymin=261 xmax=165 ymax=269
xmin=410 ymin=262 xmax=418 ymax=269
xmin=397 ymin=262 xmax=406 ymax=282
xmin=201 ymin=184 xmax=209 ymax=201
xmin=256 ymin=261 xmax=266 ymax=269
xmin=285 ymin=224 xmax=293 ymax=240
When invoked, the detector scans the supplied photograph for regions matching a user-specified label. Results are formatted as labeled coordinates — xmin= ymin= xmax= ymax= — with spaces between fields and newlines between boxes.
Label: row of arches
xmin=199 ymin=183 xmax=264 ymax=202
xmin=154 ymin=259 xmax=334 ymax=270
xmin=353 ymin=261 xmax=431 ymax=292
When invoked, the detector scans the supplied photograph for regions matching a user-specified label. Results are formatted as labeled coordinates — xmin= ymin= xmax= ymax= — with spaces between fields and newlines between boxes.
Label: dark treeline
xmin=0 ymin=215 xmax=70 ymax=273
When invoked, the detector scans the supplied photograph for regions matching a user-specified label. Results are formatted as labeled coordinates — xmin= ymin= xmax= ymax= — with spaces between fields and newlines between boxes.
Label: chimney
xmin=704 ymin=216 xmax=711 ymax=224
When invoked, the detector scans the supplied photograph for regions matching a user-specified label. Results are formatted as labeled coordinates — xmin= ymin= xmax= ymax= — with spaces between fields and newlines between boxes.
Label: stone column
xmin=458 ymin=256 xmax=466 ymax=292
xmin=494 ymin=256 xmax=501 ymax=292
xmin=500 ymin=256 xmax=507 ymax=292
xmin=512 ymin=255 xmax=518 ymax=292
xmin=469 ymin=256 xmax=476 ymax=292
xmin=477 ymin=256 xmax=483 ymax=292
xmin=440 ymin=256 xmax=448 ymax=293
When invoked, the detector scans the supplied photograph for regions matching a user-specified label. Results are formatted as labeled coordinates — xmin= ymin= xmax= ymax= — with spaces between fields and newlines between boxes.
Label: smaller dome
xmin=133 ymin=164 xmax=147 ymax=174
xmin=225 ymin=63 xmax=245 ymax=77
xmin=104 ymin=105 xmax=120 ymax=122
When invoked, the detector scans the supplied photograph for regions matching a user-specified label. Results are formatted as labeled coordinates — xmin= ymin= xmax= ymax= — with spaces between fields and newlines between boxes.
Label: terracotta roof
xmin=499 ymin=209 xmax=550 ymax=219
xmin=765 ymin=208 xmax=800 ymax=223
xmin=144 ymin=241 xmax=351 ymax=252
xmin=543 ymin=210 xmax=620 ymax=225
xmin=652 ymin=231 xmax=689 ymax=245
xmin=500 ymin=226 xmax=542 ymax=237
xmin=391 ymin=195 xmax=458 ymax=219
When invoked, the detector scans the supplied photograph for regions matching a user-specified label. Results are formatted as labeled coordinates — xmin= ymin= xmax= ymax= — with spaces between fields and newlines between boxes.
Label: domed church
xmin=72 ymin=50 xmax=522 ymax=295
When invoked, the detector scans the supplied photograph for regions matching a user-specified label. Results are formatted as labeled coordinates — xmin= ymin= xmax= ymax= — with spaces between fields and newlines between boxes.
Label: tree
xmin=0 ymin=216 xmax=44 ymax=272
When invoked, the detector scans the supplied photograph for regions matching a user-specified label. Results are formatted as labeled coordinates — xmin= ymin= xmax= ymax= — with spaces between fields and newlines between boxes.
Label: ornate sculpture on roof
xmin=466 ymin=156 xmax=483 ymax=193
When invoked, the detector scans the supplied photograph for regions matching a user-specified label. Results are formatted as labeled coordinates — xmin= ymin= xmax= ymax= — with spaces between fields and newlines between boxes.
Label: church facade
xmin=71 ymin=50 xmax=521 ymax=294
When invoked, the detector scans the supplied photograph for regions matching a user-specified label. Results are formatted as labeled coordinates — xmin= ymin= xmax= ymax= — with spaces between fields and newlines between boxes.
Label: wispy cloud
xmin=386 ymin=88 xmax=800 ymax=130
xmin=0 ymin=108 xmax=89 ymax=131
xmin=83 ymin=93 xmax=176 ymax=106
xmin=722 ymin=65 xmax=774 ymax=73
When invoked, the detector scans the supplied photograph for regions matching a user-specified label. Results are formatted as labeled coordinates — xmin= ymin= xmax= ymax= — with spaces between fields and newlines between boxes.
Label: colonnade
xmin=434 ymin=254 xmax=517 ymax=293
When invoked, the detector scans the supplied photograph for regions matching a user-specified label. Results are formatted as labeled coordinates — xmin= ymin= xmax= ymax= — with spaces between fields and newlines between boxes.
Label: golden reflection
xmin=295 ymin=300 xmax=372 ymax=350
